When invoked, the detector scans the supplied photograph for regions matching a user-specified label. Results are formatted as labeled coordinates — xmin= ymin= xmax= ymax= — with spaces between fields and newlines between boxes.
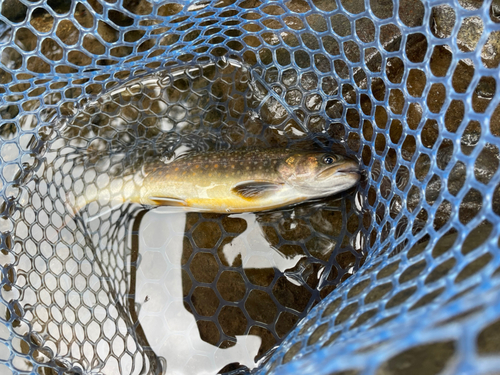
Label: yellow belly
xmin=184 ymin=192 xmax=306 ymax=213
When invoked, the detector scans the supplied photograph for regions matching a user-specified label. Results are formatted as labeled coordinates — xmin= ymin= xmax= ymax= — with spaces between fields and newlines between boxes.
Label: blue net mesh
xmin=0 ymin=0 xmax=499 ymax=374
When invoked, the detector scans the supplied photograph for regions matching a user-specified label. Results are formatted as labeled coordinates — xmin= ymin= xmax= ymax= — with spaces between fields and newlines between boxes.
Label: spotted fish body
xmin=136 ymin=148 xmax=360 ymax=213
xmin=73 ymin=148 xmax=360 ymax=214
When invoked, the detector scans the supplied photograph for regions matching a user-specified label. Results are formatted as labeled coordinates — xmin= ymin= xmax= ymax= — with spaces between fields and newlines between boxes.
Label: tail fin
xmin=45 ymin=177 xmax=142 ymax=245
xmin=64 ymin=178 xmax=141 ymax=218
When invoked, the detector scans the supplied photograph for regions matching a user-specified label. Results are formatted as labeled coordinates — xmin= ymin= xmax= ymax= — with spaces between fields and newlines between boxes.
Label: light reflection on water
xmin=136 ymin=211 xmax=262 ymax=374
xmin=219 ymin=213 xmax=306 ymax=274
xmin=131 ymin=191 xmax=364 ymax=374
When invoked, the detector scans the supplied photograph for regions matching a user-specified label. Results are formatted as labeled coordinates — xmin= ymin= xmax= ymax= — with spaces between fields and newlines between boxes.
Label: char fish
xmin=73 ymin=148 xmax=360 ymax=214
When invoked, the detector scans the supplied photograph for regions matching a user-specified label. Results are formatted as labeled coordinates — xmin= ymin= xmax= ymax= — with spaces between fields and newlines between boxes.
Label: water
xmin=129 ymin=192 xmax=364 ymax=374
xmin=134 ymin=211 xmax=301 ymax=373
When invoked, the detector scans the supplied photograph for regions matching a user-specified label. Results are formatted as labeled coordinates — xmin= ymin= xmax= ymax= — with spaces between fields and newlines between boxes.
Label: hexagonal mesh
xmin=0 ymin=0 xmax=499 ymax=374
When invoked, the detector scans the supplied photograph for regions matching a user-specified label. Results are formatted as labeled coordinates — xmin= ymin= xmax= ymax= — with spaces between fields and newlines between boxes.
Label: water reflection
xmin=131 ymin=188 xmax=363 ymax=374
xmin=135 ymin=211 xmax=261 ymax=374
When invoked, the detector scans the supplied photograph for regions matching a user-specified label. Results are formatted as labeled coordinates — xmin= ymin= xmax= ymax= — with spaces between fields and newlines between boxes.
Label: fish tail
xmin=46 ymin=182 xmax=141 ymax=245
xmin=64 ymin=180 xmax=141 ymax=216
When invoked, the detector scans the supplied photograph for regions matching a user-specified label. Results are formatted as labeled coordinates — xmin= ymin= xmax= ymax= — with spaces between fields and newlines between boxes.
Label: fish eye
xmin=322 ymin=155 xmax=336 ymax=164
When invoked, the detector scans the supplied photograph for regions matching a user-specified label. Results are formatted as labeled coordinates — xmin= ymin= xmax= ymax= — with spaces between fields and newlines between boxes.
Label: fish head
xmin=277 ymin=151 xmax=360 ymax=197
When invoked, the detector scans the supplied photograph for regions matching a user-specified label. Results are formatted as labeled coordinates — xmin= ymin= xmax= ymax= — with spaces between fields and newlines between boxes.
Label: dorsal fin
xmin=231 ymin=181 xmax=283 ymax=199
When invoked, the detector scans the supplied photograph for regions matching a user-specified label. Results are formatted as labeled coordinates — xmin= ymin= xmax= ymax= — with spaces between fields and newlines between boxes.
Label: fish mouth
xmin=316 ymin=165 xmax=360 ymax=180
xmin=336 ymin=167 xmax=360 ymax=175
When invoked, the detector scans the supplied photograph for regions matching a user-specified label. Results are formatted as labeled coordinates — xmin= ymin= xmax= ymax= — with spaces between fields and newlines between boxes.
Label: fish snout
xmin=333 ymin=159 xmax=362 ymax=187
xmin=335 ymin=158 xmax=360 ymax=175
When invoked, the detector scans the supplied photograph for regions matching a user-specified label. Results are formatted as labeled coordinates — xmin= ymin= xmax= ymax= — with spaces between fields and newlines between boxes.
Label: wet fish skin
xmin=137 ymin=148 xmax=360 ymax=213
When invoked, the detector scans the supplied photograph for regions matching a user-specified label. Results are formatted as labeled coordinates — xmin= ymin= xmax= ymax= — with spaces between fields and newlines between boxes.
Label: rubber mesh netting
xmin=1 ymin=0 xmax=500 ymax=374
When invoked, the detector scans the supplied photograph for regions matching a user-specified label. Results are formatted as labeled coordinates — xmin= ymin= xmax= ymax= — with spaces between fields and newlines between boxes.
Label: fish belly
xmin=185 ymin=190 xmax=306 ymax=213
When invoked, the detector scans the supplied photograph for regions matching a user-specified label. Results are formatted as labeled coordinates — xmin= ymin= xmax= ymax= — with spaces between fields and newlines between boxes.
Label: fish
xmin=71 ymin=148 xmax=360 ymax=215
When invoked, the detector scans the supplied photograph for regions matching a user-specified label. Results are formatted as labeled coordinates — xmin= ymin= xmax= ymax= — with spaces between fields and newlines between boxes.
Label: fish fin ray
xmin=148 ymin=196 xmax=187 ymax=206
xmin=231 ymin=181 xmax=283 ymax=199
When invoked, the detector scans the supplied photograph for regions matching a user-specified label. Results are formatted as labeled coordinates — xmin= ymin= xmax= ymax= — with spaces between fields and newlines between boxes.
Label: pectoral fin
xmin=148 ymin=196 xmax=187 ymax=206
xmin=231 ymin=181 xmax=283 ymax=199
